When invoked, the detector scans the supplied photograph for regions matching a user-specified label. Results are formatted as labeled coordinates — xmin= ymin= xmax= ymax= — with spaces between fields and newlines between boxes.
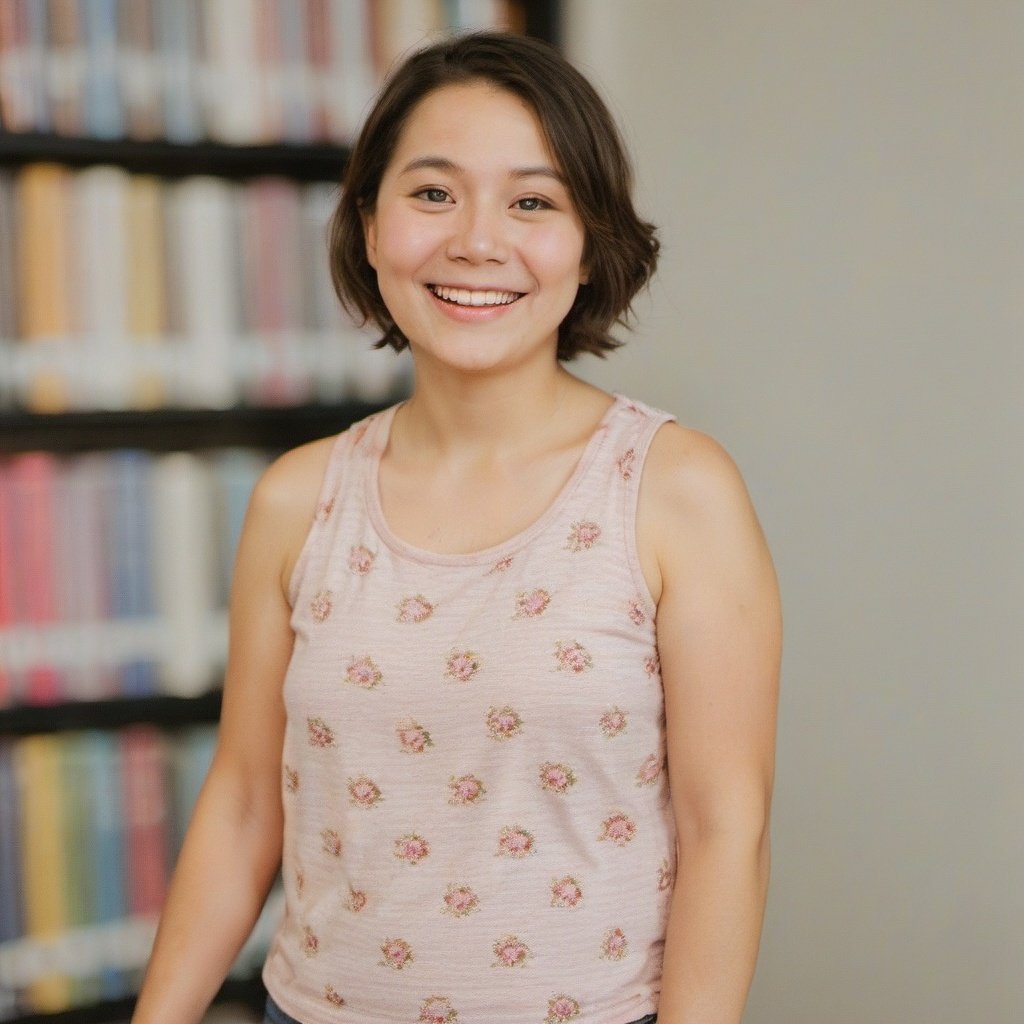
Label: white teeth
xmin=432 ymin=285 xmax=520 ymax=306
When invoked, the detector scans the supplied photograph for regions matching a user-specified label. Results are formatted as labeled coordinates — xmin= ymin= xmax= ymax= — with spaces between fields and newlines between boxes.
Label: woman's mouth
xmin=428 ymin=284 xmax=523 ymax=307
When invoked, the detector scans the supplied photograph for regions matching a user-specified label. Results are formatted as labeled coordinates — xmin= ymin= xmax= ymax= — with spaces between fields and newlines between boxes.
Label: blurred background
xmin=1 ymin=2 xmax=1021 ymax=1023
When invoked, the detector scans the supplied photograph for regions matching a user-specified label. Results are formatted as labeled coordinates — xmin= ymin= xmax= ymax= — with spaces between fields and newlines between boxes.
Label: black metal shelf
xmin=0 ymin=132 xmax=347 ymax=183
xmin=0 ymin=399 xmax=389 ymax=454
xmin=0 ymin=689 xmax=223 ymax=737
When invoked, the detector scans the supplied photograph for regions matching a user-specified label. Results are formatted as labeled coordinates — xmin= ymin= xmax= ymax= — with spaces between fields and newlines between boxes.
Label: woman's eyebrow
xmin=398 ymin=156 xmax=565 ymax=184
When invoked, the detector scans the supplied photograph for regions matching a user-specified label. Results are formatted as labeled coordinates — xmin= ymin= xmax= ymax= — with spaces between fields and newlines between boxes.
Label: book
xmin=15 ymin=734 xmax=71 ymax=1012
xmin=0 ymin=739 xmax=24 ymax=945
xmin=165 ymin=176 xmax=240 ymax=408
xmin=82 ymin=729 xmax=128 ymax=1000
xmin=151 ymin=0 xmax=202 ymax=142
xmin=0 ymin=458 xmax=17 ymax=705
xmin=120 ymin=726 xmax=169 ymax=921
xmin=14 ymin=163 xmax=74 ymax=412
xmin=7 ymin=452 xmax=62 ymax=705
xmin=58 ymin=454 xmax=117 ymax=701
xmin=0 ymin=170 xmax=17 ymax=409
xmin=202 ymin=0 xmax=262 ymax=143
xmin=118 ymin=0 xmax=163 ymax=140
xmin=74 ymin=164 xmax=133 ymax=410
xmin=81 ymin=0 xmax=123 ymax=139
xmin=46 ymin=0 xmax=85 ymax=135
xmin=109 ymin=450 xmax=160 ymax=697
xmin=151 ymin=451 xmax=217 ymax=696
xmin=124 ymin=173 xmax=169 ymax=407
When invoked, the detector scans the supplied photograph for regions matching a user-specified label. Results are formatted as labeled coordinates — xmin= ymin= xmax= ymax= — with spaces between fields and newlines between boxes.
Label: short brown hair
xmin=328 ymin=31 xmax=659 ymax=361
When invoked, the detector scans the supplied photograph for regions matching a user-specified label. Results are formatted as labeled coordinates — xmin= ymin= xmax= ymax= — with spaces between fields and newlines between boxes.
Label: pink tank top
xmin=263 ymin=394 xmax=678 ymax=1024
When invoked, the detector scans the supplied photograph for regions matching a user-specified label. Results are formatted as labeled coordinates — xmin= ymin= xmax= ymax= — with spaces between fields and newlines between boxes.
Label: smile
xmin=428 ymin=285 xmax=523 ymax=307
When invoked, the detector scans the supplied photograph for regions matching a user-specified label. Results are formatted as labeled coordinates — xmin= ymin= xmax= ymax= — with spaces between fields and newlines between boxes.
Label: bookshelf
xmin=0 ymin=3 xmax=563 ymax=1022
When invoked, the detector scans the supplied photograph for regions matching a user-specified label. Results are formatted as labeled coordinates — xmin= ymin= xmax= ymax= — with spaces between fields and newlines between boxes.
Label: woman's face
xmin=362 ymin=81 xmax=588 ymax=377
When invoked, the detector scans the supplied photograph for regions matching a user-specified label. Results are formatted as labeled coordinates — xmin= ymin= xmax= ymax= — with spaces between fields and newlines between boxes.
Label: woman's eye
xmin=515 ymin=196 xmax=550 ymax=212
xmin=417 ymin=188 xmax=450 ymax=203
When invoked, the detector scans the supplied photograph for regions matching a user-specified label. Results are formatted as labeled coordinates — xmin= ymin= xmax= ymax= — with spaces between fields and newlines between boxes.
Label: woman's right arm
xmin=131 ymin=440 xmax=332 ymax=1024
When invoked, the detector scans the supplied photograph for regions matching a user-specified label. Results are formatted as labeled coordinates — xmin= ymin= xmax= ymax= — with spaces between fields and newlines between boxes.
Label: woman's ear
xmin=361 ymin=206 xmax=378 ymax=270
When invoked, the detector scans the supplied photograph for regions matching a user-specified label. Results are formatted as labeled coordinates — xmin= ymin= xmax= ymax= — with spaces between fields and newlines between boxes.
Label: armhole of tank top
xmin=623 ymin=411 xmax=677 ymax=621
xmin=285 ymin=422 xmax=366 ymax=608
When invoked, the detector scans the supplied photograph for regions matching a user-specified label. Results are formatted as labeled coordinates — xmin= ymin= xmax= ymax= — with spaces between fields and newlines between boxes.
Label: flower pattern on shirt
xmin=644 ymin=651 xmax=660 ymax=677
xmin=397 ymin=594 xmax=435 ymax=623
xmin=448 ymin=774 xmax=487 ymax=806
xmin=492 ymin=934 xmax=532 ymax=968
xmin=308 ymin=717 xmax=336 ymax=747
xmin=284 ymin=765 xmax=299 ymax=793
xmin=444 ymin=649 xmax=481 ymax=683
xmin=486 ymin=705 xmax=523 ymax=740
xmin=487 ymin=555 xmax=514 ymax=575
xmin=554 ymin=640 xmax=593 ymax=673
xmin=599 ymin=707 xmax=628 ymax=738
xmin=348 ymin=545 xmax=376 ymax=575
xmin=347 ymin=888 xmax=368 ymax=913
xmin=538 ymin=762 xmax=577 ymax=794
xmin=635 ymin=754 xmax=664 ymax=787
xmin=379 ymin=937 xmax=414 ymax=970
xmin=545 ymin=995 xmax=581 ymax=1024
xmin=396 ymin=719 xmax=434 ymax=753
xmin=314 ymin=498 xmax=335 ymax=522
xmin=324 ymin=985 xmax=345 ymax=1006
xmin=302 ymin=926 xmax=319 ymax=957
xmin=515 ymin=588 xmax=551 ymax=619
xmin=600 ymin=928 xmax=628 ymax=961
xmin=566 ymin=520 xmax=601 ymax=552
xmin=550 ymin=876 xmax=583 ymax=908
xmin=616 ymin=448 xmax=636 ymax=480
xmin=658 ymin=858 xmax=675 ymax=892
xmin=348 ymin=775 xmax=383 ymax=807
xmin=496 ymin=825 xmax=535 ymax=858
xmin=442 ymin=884 xmax=480 ymax=917
xmin=419 ymin=996 xmax=459 ymax=1024
xmin=311 ymin=589 xmax=333 ymax=623
xmin=345 ymin=656 xmax=383 ymax=689
xmin=394 ymin=833 xmax=430 ymax=864
xmin=320 ymin=828 xmax=342 ymax=857
xmin=599 ymin=812 xmax=637 ymax=847
xmin=627 ymin=599 xmax=646 ymax=626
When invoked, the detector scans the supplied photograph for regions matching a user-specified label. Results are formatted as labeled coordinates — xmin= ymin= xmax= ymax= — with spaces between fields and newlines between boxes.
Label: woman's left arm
xmin=640 ymin=424 xmax=782 ymax=1024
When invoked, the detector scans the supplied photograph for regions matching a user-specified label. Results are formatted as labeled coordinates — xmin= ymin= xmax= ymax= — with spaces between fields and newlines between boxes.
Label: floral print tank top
xmin=262 ymin=394 xmax=678 ymax=1024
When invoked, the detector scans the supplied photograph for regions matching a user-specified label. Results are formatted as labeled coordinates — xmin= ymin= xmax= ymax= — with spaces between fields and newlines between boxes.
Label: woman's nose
xmin=445 ymin=202 xmax=509 ymax=264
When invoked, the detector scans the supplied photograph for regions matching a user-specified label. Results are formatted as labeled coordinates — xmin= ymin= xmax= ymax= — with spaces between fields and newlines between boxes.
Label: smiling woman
xmin=131 ymin=31 xmax=781 ymax=1024
xmin=361 ymin=82 xmax=588 ymax=377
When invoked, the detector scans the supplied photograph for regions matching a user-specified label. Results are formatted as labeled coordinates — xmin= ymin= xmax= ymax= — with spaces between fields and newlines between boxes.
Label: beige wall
xmin=565 ymin=2 xmax=1023 ymax=1021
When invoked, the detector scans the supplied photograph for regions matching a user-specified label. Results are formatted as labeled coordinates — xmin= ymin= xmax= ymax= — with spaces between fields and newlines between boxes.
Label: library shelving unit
xmin=0 ymin=3 xmax=561 ymax=1023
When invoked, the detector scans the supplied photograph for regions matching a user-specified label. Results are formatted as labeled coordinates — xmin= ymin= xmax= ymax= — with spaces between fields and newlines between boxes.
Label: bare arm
xmin=640 ymin=425 xmax=782 ymax=1024
xmin=131 ymin=439 xmax=333 ymax=1024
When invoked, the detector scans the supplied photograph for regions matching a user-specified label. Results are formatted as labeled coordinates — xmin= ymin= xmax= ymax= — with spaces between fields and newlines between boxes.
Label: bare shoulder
xmin=638 ymin=421 xmax=776 ymax=604
xmin=243 ymin=434 xmax=338 ymax=592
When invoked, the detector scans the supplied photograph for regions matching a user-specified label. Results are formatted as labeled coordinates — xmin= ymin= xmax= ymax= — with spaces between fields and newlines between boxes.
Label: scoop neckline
xmin=365 ymin=393 xmax=624 ymax=567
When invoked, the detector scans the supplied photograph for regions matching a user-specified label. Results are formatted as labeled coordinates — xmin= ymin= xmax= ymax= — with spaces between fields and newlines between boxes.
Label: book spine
xmin=15 ymin=735 xmax=71 ymax=1012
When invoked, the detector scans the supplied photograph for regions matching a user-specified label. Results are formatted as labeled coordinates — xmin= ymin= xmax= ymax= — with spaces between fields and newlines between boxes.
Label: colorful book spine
xmin=81 ymin=0 xmax=123 ymax=139
xmin=110 ymin=450 xmax=160 ymax=697
xmin=14 ymin=163 xmax=74 ymax=412
xmin=46 ymin=0 xmax=85 ymax=135
xmin=85 ymin=730 xmax=128 ymax=1000
xmin=121 ymin=726 xmax=169 ymax=919
xmin=15 ymin=734 xmax=71 ymax=1012
xmin=8 ymin=452 xmax=61 ymax=705
xmin=0 ymin=739 xmax=24 ymax=946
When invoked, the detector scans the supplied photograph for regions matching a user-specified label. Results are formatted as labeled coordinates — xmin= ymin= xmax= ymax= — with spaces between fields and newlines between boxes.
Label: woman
xmin=133 ymin=32 xmax=781 ymax=1024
